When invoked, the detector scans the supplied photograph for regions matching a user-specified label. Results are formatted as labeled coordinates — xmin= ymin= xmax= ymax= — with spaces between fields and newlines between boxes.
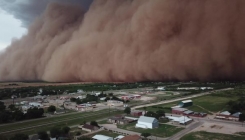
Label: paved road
xmin=132 ymin=88 xmax=233 ymax=109
xmin=167 ymin=121 xmax=204 ymax=140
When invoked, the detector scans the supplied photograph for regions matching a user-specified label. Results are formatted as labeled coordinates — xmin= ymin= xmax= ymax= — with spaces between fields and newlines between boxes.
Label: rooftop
xmin=120 ymin=135 xmax=141 ymax=140
xmin=92 ymin=135 xmax=113 ymax=140
xmin=138 ymin=116 xmax=157 ymax=123
xmin=181 ymin=100 xmax=192 ymax=103
xmin=172 ymin=108 xmax=187 ymax=111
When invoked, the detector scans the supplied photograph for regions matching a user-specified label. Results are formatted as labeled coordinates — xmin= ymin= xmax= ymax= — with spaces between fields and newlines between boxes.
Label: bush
xmin=76 ymin=132 xmax=81 ymax=136
xmin=47 ymin=105 xmax=56 ymax=113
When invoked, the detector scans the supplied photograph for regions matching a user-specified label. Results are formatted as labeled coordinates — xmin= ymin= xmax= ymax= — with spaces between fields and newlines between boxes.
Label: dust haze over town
xmin=1 ymin=0 xmax=245 ymax=82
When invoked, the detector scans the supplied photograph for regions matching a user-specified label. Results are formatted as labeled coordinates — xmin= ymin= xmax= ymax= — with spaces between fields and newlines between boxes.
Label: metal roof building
xmin=136 ymin=116 xmax=158 ymax=129
xmin=179 ymin=100 xmax=193 ymax=107
xmin=92 ymin=135 xmax=113 ymax=140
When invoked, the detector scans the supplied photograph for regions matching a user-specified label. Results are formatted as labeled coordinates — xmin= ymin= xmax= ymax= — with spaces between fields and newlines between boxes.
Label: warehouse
xmin=136 ymin=116 xmax=158 ymax=129
xmin=166 ymin=116 xmax=193 ymax=125
xmin=178 ymin=100 xmax=193 ymax=107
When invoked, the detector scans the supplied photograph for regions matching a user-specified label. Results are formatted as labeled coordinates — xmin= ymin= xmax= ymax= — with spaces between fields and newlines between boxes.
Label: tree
xmin=12 ymin=110 xmax=24 ymax=121
xmin=61 ymin=126 xmax=70 ymax=134
xmin=145 ymin=111 xmax=160 ymax=119
xmin=90 ymin=121 xmax=99 ymax=127
xmin=0 ymin=101 xmax=6 ymax=111
xmin=156 ymin=110 xmax=165 ymax=117
xmin=50 ymin=127 xmax=61 ymax=138
xmin=47 ymin=105 xmax=56 ymax=113
xmin=141 ymin=133 xmax=151 ymax=139
xmin=0 ymin=110 xmax=11 ymax=123
xmin=25 ymin=107 xmax=44 ymax=119
xmin=10 ymin=133 xmax=29 ymax=140
xmin=8 ymin=104 xmax=16 ymax=111
xmin=124 ymin=107 xmax=131 ymax=115
xmin=0 ymin=135 xmax=7 ymax=140
xmin=77 ymin=136 xmax=91 ymax=140
xmin=38 ymin=131 xmax=49 ymax=140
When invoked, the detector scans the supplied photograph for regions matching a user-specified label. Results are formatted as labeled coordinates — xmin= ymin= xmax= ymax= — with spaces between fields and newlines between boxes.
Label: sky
xmin=0 ymin=0 xmax=92 ymax=51
xmin=0 ymin=9 xmax=26 ymax=51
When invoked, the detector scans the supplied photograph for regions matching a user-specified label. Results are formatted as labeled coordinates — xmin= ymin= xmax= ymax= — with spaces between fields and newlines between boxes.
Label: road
xmin=132 ymin=88 xmax=233 ymax=109
xmin=167 ymin=121 xmax=204 ymax=140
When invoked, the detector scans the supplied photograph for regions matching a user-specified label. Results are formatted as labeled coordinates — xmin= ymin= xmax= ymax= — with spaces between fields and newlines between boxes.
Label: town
xmin=0 ymin=81 xmax=245 ymax=140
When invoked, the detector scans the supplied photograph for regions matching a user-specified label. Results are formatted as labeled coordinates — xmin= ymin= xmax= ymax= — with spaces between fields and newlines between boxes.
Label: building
xmin=178 ymin=100 xmax=193 ymax=107
xmin=120 ymin=95 xmax=141 ymax=100
xmin=131 ymin=110 xmax=143 ymax=117
xmin=92 ymin=135 xmax=113 ymax=140
xmin=215 ymin=111 xmax=241 ymax=121
xmin=114 ymin=135 xmax=125 ymax=140
xmin=79 ymin=124 xmax=99 ymax=132
xmin=157 ymin=87 xmax=165 ymax=90
xmin=166 ymin=116 xmax=193 ymax=125
xmin=172 ymin=108 xmax=187 ymax=114
xmin=108 ymin=116 xmax=138 ymax=124
xmin=177 ymin=87 xmax=199 ymax=90
xmin=33 ymin=95 xmax=46 ymax=100
xmin=136 ymin=116 xmax=159 ymax=129
xmin=120 ymin=135 xmax=142 ymax=140
xmin=107 ymin=100 xmax=123 ymax=106
xmin=29 ymin=102 xmax=43 ymax=107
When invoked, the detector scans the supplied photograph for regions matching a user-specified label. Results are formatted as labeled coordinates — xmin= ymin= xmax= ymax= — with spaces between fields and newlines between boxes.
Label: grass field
xmin=180 ymin=131 xmax=245 ymax=140
xmin=0 ymin=109 xmax=122 ymax=137
xmin=117 ymin=123 xmax=183 ymax=137
xmin=137 ymin=94 xmax=236 ymax=113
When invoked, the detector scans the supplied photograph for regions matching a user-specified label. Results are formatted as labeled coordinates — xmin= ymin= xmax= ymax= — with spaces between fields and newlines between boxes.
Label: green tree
xmin=47 ymin=105 xmax=56 ymax=113
xmin=0 ymin=110 xmax=11 ymax=123
xmin=156 ymin=110 xmax=165 ymax=117
xmin=141 ymin=133 xmax=151 ymax=139
xmin=124 ymin=107 xmax=131 ymax=115
xmin=0 ymin=101 xmax=6 ymax=111
xmin=61 ymin=126 xmax=70 ymax=134
xmin=10 ymin=133 xmax=29 ymax=140
xmin=90 ymin=121 xmax=99 ymax=127
xmin=50 ymin=127 xmax=61 ymax=138
xmin=77 ymin=136 xmax=91 ymax=140
xmin=8 ymin=104 xmax=16 ymax=111
xmin=12 ymin=110 xmax=24 ymax=121
xmin=0 ymin=135 xmax=7 ymax=140
xmin=38 ymin=131 xmax=49 ymax=140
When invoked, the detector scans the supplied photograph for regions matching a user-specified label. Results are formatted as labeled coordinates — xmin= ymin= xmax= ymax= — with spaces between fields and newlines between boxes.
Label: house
xmin=79 ymin=124 xmax=99 ymax=132
xmin=178 ymin=100 xmax=193 ymax=107
xmin=131 ymin=110 xmax=143 ymax=117
xmin=120 ymin=135 xmax=142 ymax=140
xmin=92 ymin=135 xmax=113 ymax=140
xmin=172 ymin=108 xmax=187 ymax=114
xmin=33 ymin=95 xmax=46 ymax=100
xmin=166 ymin=116 xmax=193 ymax=125
xmin=136 ymin=116 xmax=159 ymax=129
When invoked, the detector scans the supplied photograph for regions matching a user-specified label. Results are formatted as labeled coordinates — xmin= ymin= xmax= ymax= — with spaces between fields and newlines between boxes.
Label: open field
xmin=180 ymin=131 xmax=245 ymax=140
xmin=117 ymin=123 xmax=183 ymax=137
xmin=0 ymin=109 xmax=122 ymax=137
xmin=137 ymin=94 xmax=236 ymax=113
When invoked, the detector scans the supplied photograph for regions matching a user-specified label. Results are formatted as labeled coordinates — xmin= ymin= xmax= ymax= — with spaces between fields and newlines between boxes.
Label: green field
xmin=137 ymin=94 xmax=236 ymax=113
xmin=180 ymin=131 xmax=245 ymax=140
xmin=0 ymin=109 xmax=122 ymax=137
xmin=117 ymin=123 xmax=183 ymax=137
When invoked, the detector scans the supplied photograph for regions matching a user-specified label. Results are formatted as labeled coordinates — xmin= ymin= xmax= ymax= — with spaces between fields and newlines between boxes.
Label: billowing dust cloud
xmin=1 ymin=0 xmax=245 ymax=82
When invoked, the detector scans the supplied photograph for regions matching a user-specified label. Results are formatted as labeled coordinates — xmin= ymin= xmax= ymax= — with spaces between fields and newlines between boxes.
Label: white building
xmin=29 ymin=102 xmax=43 ymax=107
xmin=157 ymin=87 xmax=165 ymax=90
xmin=166 ymin=116 xmax=192 ymax=125
xmin=136 ymin=116 xmax=159 ymax=129
xmin=92 ymin=135 xmax=113 ymax=140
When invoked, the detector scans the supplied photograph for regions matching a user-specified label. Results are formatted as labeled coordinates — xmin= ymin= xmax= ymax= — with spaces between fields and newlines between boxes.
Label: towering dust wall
xmin=1 ymin=0 xmax=245 ymax=82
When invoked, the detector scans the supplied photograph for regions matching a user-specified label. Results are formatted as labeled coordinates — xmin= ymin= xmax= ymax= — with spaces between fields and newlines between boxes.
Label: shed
xmin=183 ymin=110 xmax=194 ymax=115
xmin=178 ymin=100 xmax=193 ymax=107
xmin=172 ymin=108 xmax=187 ymax=114
xmin=136 ymin=116 xmax=158 ymax=129
xmin=131 ymin=110 xmax=143 ymax=117
xmin=92 ymin=135 xmax=113 ymax=140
